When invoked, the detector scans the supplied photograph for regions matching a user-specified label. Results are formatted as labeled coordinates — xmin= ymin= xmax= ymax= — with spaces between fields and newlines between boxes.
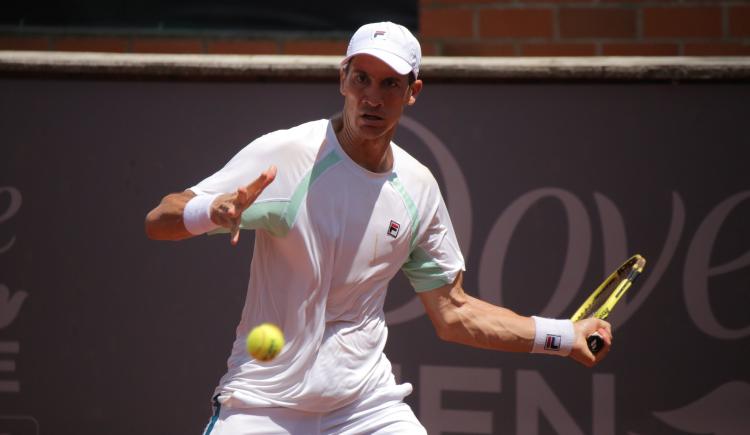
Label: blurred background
xmin=1 ymin=0 xmax=749 ymax=56
xmin=1 ymin=2 xmax=749 ymax=435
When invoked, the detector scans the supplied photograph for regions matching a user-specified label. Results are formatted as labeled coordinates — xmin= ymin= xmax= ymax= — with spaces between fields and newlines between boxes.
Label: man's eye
xmin=385 ymin=79 xmax=399 ymax=88
xmin=355 ymin=73 xmax=366 ymax=83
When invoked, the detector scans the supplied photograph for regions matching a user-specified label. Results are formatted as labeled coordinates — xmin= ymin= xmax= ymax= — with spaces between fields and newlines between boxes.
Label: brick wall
xmin=1 ymin=1 xmax=749 ymax=56
xmin=421 ymin=0 xmax=750 ymax=56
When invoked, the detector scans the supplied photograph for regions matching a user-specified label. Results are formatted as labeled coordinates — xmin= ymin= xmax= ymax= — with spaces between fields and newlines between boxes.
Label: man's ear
xmin=339 ymin=68 xmax=347 ymax=96
xmin=407 ymin=79 xmax=424 ymax=106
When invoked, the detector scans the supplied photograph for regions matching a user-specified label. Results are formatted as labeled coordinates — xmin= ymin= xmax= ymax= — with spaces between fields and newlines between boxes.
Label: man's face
xmin=339 ymin=54 xmax=422 ymax=141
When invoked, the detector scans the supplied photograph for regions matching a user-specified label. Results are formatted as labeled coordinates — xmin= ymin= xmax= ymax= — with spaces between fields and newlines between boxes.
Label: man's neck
xmin=332 ymin=115 xmax=394 ymax=173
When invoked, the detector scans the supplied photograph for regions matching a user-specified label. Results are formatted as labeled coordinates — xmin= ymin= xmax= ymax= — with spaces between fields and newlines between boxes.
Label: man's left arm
xmin=418 ymin=271 xmax=613 ymax=367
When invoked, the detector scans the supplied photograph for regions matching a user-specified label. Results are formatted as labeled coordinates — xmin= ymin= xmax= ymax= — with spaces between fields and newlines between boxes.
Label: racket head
xmin=571 ymin=254 xmax=647 ymax=322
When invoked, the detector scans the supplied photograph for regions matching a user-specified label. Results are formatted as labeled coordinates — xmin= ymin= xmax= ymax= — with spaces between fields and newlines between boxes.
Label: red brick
xmin=420 ymin=8 xmax=475 ymax=38
xmin=442 ymin=42 xmax=515 ymax=56
xmin=560 ymin=8 xmax=636 ymax=38
xmin=0 ymin=36 xmax=49 ymax=51
xmin=480 ymin=9 xmax=554 ymax=38
xmin=599 ymin=0 xmax=675 ymax=2
xmin=644 ymin=7 xmax=722 ymax=38
xmin=53 ymin=37 xmax=129 ymax=53
xmin=522 ymin=0 xmax=595 ymax=3
xmin=282 ymin=40 xmax=348 ymax=55
xmin=433 ymin=0 xmax=511 ymax=3
xmin=131 ymin=38 xmax=204 ymax=53
xmin=729 ymin=6 xmax=750 ymax=37
xmin=521 ymin=43 xmax=596 ymax=56
xmin=602 ymin=43 xmax=679 ymax=56
xmin=684 ymin=43 xmax=750 ymax=56
xmin=206 ymin=40 xmax=278 ymax=55
xmin=419 ymin=40 xmax=439 ymax=56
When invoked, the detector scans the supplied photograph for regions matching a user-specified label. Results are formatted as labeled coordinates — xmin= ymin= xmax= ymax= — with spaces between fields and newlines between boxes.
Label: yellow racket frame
xmin=571 ymin=254 xmax=647 ymax=322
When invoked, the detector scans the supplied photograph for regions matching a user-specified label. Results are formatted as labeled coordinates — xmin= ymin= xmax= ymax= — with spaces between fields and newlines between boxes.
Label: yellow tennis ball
xmin=246 ymin=323 xmax=285 ymax=362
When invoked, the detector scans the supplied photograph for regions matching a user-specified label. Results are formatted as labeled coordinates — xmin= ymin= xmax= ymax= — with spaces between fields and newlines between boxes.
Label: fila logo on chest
xmin=387 ymin=220 xmax=400 ymax=238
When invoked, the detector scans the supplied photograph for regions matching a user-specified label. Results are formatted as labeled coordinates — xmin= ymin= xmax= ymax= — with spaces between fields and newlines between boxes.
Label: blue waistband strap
xmin=202 ymin=395 xmax=221 ymax=435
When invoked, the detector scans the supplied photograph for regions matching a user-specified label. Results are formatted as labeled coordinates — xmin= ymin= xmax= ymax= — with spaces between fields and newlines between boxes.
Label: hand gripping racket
xmin=570 ymin=254 xmax=647 ymax=354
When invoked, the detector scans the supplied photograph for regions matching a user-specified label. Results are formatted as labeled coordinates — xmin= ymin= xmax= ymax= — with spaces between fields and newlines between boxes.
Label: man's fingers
xmin=232 ymin=165 xmax=278 ymax=213
xmin=206 ymin=167 xmax=277 ymax=245
xmin=598 ymin=319 xmax=612 ymax=336
xmin=230 ymin=220 xmax=241 ymax=246
xmin=232 ymin=188 xmax=249 ymax=217
xmin=571 ymin=318 xmax=614 ymax=367
xmin=589 ymin=319 xmax=612 ymax=339
xmin=246 ymin=165 xmax=278 ymax=197
xmin=597 ymin=327 xmax=613 ymax=344
xmin=595 ymin=320 xmax=613 ymax=346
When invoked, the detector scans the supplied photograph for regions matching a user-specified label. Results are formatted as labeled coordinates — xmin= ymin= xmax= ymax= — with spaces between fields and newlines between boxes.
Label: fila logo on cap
xmin=343 ymin=22 xmax=421 ymax=78
xmin=387 ymin=220 xmax=400 ymax=238
xmin=544 ymin=334 xmax=562 ymax=351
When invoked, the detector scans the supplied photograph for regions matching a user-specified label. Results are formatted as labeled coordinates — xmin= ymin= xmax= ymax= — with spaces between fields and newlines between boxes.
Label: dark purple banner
xmin=1 ymin=79 xmax=748 ymax=435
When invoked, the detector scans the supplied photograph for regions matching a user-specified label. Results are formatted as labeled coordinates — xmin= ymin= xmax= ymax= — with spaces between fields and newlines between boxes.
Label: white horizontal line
xmin=0 ymin=380 xmax=20 ymax=393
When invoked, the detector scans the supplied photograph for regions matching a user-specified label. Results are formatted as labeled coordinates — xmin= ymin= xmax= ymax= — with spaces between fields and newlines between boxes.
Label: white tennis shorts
xmin=202 ymin=393 xmax=427 ymax=435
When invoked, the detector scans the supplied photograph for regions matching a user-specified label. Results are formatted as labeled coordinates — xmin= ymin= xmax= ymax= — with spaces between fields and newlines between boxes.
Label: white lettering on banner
xmin=384 ymin=123 xmax=749 ymax=341
xmin=0 ymin=186 xmax=25 ymax=395
xmin=0 ymin=285 xmax=27 ymax=330
xmin=684 ymin=191 xmax=750 ymax=339
xmin=654 ymin=381 xmax=750 ymax=435
xmin=478 ymin=188 xmax=591 ymax=316
xmin=0 ymin=340 xmax=20 ymax=392
xmin=517 ymin=370 xmax=615 ymax=435
xmin=415 ymin=365 xmax=614 ymax=435
xmin=0 ymin=187 xmax=22 ymax=254
xmin=596 ymin=192 xmax=685 ymax=328
xmin=399 ymin=116 xmax=473 ymax=257
xmin=592 ymin=373 xmax=616 ymax=435
xmin=386 ymin=117 xmax=473 ymax=325
xmin=593 ymin=192 xmax=628 ymax=273
xmin=419 ymin=365 xmax=501 ymax=435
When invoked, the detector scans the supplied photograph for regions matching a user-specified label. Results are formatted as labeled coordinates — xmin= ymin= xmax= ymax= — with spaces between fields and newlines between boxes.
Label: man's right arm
xmin=144 ymin=190 xmax=197 ymax=241
xmin=419 ymin=271 xmax=613 ymax=367
xmin=144 ymin=165 xmax=277 ymax=244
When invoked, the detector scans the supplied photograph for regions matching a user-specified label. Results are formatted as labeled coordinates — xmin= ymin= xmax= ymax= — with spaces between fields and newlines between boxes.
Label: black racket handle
xmin=587 ymin=333 xmax=604 ymax=354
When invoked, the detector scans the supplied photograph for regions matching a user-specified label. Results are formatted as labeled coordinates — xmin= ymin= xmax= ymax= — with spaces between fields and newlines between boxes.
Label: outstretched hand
xmin=210 ymin=166 xmax=277 ymax=245
xmin=570 ymin=318 xmax=612 ymax=367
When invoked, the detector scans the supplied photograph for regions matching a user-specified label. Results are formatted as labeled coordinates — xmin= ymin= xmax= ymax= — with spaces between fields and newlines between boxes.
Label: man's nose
xmin=362 ymin=86 xmax=383 ymax=107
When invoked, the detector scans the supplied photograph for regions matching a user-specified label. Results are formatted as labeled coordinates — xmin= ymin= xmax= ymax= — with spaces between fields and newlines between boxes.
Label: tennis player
xmin=145 ymin=21 xmax=612 ymax=435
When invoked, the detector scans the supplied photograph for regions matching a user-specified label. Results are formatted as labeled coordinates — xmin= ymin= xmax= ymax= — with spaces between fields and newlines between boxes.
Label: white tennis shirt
xmin=190 ymin=119 xmax=464 ymax=413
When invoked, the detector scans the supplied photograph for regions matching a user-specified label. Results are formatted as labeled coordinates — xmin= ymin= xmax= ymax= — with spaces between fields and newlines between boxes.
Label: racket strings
xmin=580 ymin=276 xmax=625 ymax=319
xmin=569 ymin=254 xmax=646 ymax=322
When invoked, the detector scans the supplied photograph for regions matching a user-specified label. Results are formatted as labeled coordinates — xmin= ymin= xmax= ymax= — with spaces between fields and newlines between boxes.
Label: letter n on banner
xmin=420 ymin=365 xmax=501 ymax=434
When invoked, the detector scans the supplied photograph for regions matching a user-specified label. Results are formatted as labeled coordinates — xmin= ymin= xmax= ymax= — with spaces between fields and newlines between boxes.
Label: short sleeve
xmin=189 ymin=135 xmax=274 ymax=197
xmin=188 ymin=120 xmax=325 ymax=201
xmin=401 ymin=190 xmax=465 ymax=292
xmin=189 ymin=120 xmax=327 ymax=237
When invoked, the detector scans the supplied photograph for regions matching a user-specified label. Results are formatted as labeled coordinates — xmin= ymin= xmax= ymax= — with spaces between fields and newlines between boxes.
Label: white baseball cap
xmin=342 ymin=22 xmax=422 ymax=79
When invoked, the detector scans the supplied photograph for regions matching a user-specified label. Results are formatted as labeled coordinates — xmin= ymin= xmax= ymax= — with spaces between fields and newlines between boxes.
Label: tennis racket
xmin=570 ymin=254 xmax=647 ymax=354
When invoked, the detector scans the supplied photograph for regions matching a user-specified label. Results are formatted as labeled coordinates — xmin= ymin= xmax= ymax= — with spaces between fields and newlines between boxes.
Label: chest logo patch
xmin=387 ymin=220 xmax=400 ymax=238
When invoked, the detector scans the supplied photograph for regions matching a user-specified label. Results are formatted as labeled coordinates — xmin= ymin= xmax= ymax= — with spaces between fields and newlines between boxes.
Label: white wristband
xmin=183 ymin=193 xmax=221 ymax=235
xmin=531 ymin=316 xmax=575 ymax=356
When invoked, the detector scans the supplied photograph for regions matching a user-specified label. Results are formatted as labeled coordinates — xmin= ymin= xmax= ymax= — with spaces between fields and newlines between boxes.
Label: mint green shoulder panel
xmin=389 ymin=174 xmax=453 ymax=292
xmin=209 ymin=151 xmax=341 ymax=238
xmin=401 ymin=246 xmax=454 ymax=292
